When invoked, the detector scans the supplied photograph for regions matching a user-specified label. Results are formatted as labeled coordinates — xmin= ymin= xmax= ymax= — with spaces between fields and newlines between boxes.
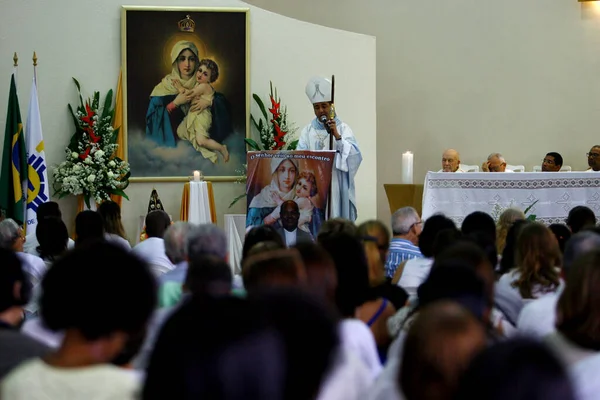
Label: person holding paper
xmin=297 ymin=76 xmax=362 ymax=221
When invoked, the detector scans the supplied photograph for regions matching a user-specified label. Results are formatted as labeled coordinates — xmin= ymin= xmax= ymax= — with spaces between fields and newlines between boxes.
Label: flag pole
xmin=13 ymin=52 xmax=18 ymax=89
xmin=32 ymin=52 xmax=38 ymax=84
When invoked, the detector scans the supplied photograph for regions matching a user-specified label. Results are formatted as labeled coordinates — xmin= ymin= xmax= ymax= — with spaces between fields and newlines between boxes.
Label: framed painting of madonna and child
xmin=121 ymin=7 xmax=249 ymax=181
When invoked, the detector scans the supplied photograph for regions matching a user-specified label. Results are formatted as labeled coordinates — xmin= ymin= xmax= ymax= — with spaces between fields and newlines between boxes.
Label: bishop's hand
xmin=325 ymin=119 xmax=341 ymax=140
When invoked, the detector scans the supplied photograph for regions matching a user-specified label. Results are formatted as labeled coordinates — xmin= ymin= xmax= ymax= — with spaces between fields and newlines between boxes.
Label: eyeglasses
xmin=542 ymin=159 xmax=555 ymax=165
xmin=410 ymin=221 xmax=423 ymax=229
xmin=587 ymin=153 xmax=600 ymax=159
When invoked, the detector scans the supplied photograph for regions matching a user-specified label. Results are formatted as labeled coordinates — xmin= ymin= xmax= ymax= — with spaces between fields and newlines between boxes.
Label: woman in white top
xmin=1 ymin=242 xmax=156 ymax=400
xmin=495 ymin=223 xmax=562 ymax=324
xmin=547 ymin=250 xmax=600 ymax=366
xmin=98 ymin=200 xmax=131 ymax=251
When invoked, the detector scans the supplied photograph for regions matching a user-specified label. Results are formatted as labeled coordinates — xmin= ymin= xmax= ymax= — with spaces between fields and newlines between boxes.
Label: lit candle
xmin=402 ymin=151 xmax=414 ymax=184
xmin=193 ymin=170 xmax=200 ymax=181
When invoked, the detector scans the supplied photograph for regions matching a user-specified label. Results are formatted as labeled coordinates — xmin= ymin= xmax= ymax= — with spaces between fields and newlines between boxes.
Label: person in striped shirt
xmin=384 ymin=207 xmax=423 ymax=278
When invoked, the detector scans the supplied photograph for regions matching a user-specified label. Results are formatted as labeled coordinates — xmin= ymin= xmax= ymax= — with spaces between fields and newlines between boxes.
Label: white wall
xmin=244 ymin=0 xmax=600 ymax=227
xmin=0 ymin=0 xmax=376 ymax=239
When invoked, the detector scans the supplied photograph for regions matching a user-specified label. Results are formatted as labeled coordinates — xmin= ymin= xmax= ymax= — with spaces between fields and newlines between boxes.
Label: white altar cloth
xmin=422 ymin=172 xmax=600 ymax=224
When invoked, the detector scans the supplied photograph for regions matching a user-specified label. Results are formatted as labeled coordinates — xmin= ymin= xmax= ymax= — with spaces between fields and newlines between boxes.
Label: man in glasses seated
xmin=384 ymin=207 xmax=423 ymax=279
xmin=586 ymin=146 xmax=600 ymax=172
xmin=542 ymin=152 xmax=563 ymax=172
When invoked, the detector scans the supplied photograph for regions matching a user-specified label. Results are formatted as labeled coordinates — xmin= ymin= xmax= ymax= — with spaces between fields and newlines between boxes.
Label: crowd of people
xmin=1 ymin=199 xmax=600 ymax=399
xmin=439 ymin=145 xmax=600 ymax=172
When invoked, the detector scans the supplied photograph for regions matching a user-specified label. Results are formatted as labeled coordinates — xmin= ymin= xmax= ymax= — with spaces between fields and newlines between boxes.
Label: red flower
xmin=79 ymin=147 xmax=91 ymax=160
xmin=81 ymin=103 xmax=96 ymax=127
xmin=269 ymin=96 xmax=281 ymax=120
xmin=273 ymin=122 xmax=287 ymax=150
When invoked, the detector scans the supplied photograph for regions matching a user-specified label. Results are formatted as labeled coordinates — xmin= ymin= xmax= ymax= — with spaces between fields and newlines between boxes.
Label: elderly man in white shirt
xmin=0 ymin=219 xmax=47 ymax=287
xmin=482 ymin=152 xmax=514 ymax=173
xmin=438 ymin=148 xmax=464 ymax=173
xmin=132 ymin=210 xmax=174 ymax=276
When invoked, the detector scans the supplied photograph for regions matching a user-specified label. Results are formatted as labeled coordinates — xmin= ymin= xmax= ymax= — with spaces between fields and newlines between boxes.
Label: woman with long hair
xmin=496 ymin=208 xmax=525 ymax=254
xmin=97 ymin=201 xmax=131 ymax=251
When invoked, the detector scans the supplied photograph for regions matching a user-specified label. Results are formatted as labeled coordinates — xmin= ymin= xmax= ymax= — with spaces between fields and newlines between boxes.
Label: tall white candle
xmin=402 ymin=151 xmax=414 ymax=184
xmin=193 ymin=170 xmax=201 ymax=181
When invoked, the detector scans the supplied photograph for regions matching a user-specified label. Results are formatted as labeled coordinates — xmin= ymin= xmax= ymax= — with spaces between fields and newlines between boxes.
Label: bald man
xmin=483 ymin=153 xmax=514 ymax=173
xmin=438 ymin=149 xmax=464 ymax=173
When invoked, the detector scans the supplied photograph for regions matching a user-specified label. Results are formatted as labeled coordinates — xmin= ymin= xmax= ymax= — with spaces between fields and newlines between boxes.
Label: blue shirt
xmin=384 ymin=238 xmax=423 ymax=278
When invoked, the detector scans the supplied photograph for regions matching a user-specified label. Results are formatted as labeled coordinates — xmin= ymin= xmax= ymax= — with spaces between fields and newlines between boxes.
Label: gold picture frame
xmin=121 ymin=6 xmax=250 ymax=182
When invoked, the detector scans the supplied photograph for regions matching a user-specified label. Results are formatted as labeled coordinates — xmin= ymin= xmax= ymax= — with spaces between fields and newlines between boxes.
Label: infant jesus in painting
xmin=173 ymin=58 xmax=229 ymax=163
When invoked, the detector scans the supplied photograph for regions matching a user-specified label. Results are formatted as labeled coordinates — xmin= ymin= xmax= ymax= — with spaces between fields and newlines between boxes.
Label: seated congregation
xmin=1 ymin=199 xmax=600 ymax=399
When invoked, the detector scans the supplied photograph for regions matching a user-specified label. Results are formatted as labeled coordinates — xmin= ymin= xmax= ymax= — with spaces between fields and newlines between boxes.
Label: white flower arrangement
xmin=53 ymin=78 xmax=130 ymax=208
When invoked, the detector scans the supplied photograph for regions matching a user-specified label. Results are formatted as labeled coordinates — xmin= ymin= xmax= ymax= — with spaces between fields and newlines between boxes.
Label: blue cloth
xmin=246 ymin=207 xmax=276 ymax=228
xmin=145 ymin=95 xmax=183 ymax=147
xmin=209 ymin=92 xmax=233 ymax=144
xmin=384 ymin=238 xmax=423 ymax=278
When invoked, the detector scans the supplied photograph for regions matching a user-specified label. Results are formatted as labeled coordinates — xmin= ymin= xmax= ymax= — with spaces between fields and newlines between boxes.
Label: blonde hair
xmin=496 ymin=208 xmax=526 ymax=253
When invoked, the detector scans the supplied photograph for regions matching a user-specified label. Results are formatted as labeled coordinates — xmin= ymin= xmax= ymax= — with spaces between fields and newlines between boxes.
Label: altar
xmin=422 ymin=172 xmax=600 ymax=224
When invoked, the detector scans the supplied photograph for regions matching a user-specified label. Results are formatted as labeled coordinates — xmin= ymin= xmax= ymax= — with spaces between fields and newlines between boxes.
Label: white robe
xmin=297 ymin=118 xmax=362 ymax=221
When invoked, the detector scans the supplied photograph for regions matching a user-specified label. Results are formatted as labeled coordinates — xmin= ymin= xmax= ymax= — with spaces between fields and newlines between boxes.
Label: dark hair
xmin=432 ymin=228 xmax=463 ymax=258
xmin=400 ymin=302 xmax=487 ymax=400
xmin=36 ymin=201 xmax=62 ymax=220
xmin=145 ymin=210 xmax=171 ymax=238
xmin=462 ymin=232 xmax=498 ymax=270
xmin=293 ymin=242 xmax=337 ymax=305
xmin=418 ymin=215 xmax=457 ymax=258
xmin=548 ymin=224 xmax=571 ymax=254
xmin=556 ymin=250 xmax=600 ymax=350
xmin=513 ymin=223 xmax=561 ymax=299
xmin=75 ymin=210 xmax=104 ymax=248
xmin=111 ymin=328 xmax=147 ymax=367
xmin=455 ymin=338 xmax=576 ymax=400
xmin=498 ymin=219 xmax=530 ymax=275
xmin=462 ymin=211 xmax=496 ymax=244
xmin=430 ymin=242 xmax=496 ymax=322
xmin=199 ymin=58 xmax=219 ymax=83
xmin=0 ymin=248 xmax=30 ymax=312
xmin=566 ymin=206 xmax=596 ymax=233
xmin=36 ymin=216 xmax=69 ymax=261
xmin=242 ymin=249 xmax=305 ymax=293
xmin=97 ymin=200 xmax=127 ymax=240
xmin=143 ymin=296 xmax=285 ymax=400
xmin=418 ymin=263 xmax=488 ymax=320
xmin=252 ymin=289 xmax=339 ymax=400
xmin=243 ymin=225 xmax=284 ymax=261
xmin=40 ymin=242 xmax=156 ymax=340
xmin=546 ymin=152 xmax=563 ymax=167
xmin=317 ymin=218 xmax=357 ymax=242
xmin=319 ymin=232 xmax=370 ymax=317
xmin=185 ymin=255 xmax=233 ymax=296
xmin=563 ymin=231 xmax=600 ymax=276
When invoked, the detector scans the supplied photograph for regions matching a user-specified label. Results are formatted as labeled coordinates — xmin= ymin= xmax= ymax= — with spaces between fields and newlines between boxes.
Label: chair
xmin=460 ymin=164 xmax=480 ymax=172
xmin=506 ymin=164 xmax=525 ymax=172
xmin=532 ymin=165 xmax=572 ymax=172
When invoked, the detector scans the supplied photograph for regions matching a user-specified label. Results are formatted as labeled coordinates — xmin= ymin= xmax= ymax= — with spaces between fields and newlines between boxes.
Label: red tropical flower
xmin=81 ymin=103 xmax=95 ymax=127
xmin=79 ymin=147 xmax=91 ymax=160
xmin=273 ymin=122 xmax=287 ymax=149
xmin=268 ymin=95 xmax=281 ymax=120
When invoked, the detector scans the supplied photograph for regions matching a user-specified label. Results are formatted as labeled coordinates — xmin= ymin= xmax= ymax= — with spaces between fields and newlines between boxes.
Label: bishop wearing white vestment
xmin=297 ymin=77 xmax=362 ymax=221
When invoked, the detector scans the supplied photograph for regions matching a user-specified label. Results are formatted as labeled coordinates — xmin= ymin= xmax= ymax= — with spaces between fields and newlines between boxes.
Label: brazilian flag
xmin=0 ymin=73 xmax=27 ymax=225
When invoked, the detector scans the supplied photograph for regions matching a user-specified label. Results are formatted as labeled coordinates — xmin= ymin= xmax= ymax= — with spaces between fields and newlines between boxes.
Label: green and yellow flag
xmin=0 ymin=72 xmax=27 ymax=224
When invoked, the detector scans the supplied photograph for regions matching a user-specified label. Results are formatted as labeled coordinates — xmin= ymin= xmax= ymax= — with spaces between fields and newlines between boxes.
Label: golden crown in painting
xmin=178 ymin=15 xmax=195 ymax=32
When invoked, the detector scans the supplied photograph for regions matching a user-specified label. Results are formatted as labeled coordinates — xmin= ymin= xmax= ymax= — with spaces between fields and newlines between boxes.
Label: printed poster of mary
xmin=122 ymin=8 xmax=248 ymax=180
xmin=246 ymin=151 xmax=335 ymax=240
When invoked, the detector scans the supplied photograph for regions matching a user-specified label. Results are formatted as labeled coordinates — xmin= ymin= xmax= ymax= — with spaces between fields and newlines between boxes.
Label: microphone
xmin=319 ymin=115 xmax=331 ymax=133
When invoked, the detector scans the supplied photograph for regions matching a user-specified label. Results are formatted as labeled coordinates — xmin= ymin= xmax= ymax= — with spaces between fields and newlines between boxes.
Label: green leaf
xmin=110 ymin=188 xmax=130 ymax=200
xmin=92 ymin=91 xmax=100 ymax=111
xmin=102 ymin=89 xmax=114 ymax=121
xmin=524 ymin=199 xmax=539 ymax=215
xmin=244 ymin=138 xmax=261 ymax=150
xmin=253 ymin=93 xmax=269 ymax=122
xmin=526 ymin=214 xmax=537 ymax=221
xmin=111 ymin=127 xmax=120 ymax=145
xmin=84 ymin=194 xmax=91 ymax=210
xmin=72 ymin=77 xmax=81 ymax=93
xmin=250 ymin=114 xmax=261 ymax=133
xmin=228 ymin=193 xmax=246 ymax=209
xmin=286 ymin=140 xmax=299 ymax=150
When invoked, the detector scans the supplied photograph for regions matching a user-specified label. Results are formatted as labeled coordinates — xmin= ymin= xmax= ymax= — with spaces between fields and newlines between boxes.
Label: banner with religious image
xmin=246 ymin=150 xmax=336 ymax=242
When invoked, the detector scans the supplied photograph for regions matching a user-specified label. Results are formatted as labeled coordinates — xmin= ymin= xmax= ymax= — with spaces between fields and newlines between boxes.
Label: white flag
xmin=25 ymin=77 xmax=49 ymax=236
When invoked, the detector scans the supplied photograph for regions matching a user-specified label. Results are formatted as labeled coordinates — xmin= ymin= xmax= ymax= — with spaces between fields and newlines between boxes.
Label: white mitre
xmin=305 ymin=76 xmax=332 ymax=104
